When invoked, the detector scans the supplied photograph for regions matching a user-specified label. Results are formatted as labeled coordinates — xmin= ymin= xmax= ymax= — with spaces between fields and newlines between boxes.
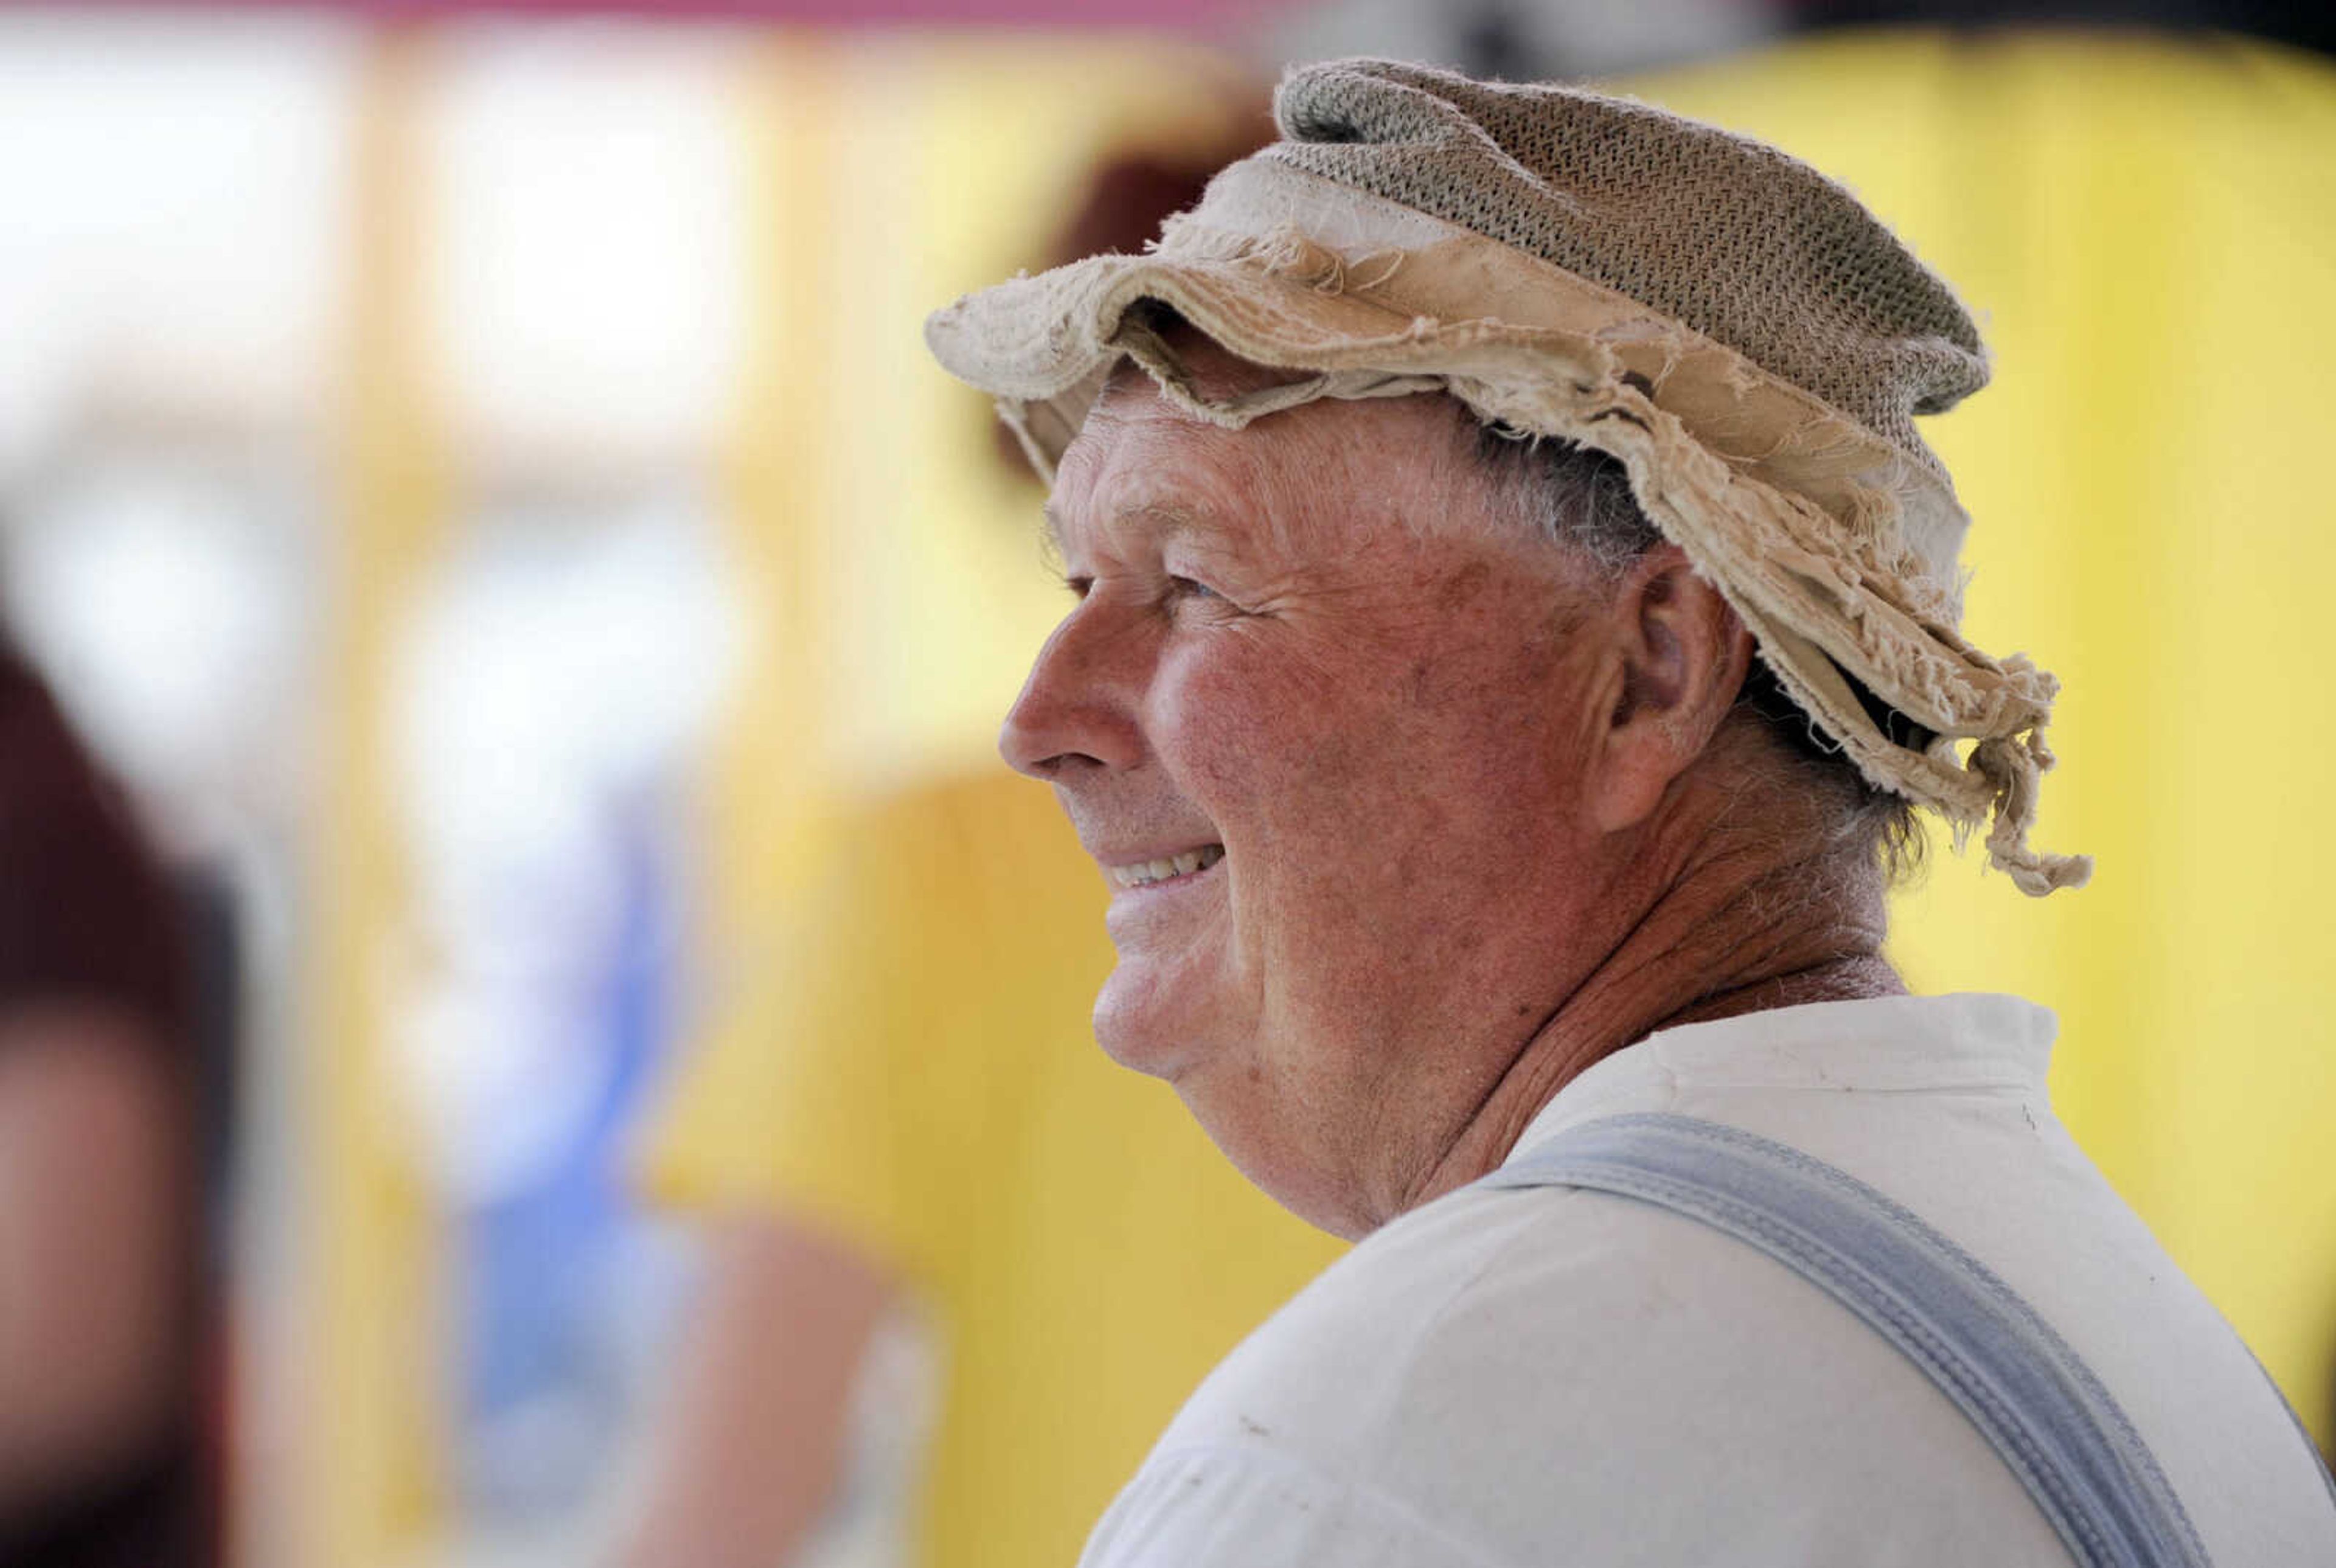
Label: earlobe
xmin=1590 ymin=550 xmax=1753 ymax=832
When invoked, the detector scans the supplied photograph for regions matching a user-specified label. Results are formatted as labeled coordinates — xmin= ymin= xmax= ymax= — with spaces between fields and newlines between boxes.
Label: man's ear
xmin=1588 ymin=546 xmax=1754 ymax=832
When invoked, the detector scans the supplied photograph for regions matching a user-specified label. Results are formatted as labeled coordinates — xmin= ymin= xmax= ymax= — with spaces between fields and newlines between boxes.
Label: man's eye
xmin=1063 ymin=574 xmax=1094 ymax=601
xmin=1169 ymin=575 xmax=1219 ymax=602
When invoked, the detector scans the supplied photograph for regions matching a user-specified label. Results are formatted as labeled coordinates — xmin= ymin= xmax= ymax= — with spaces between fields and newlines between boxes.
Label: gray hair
xmin=1464 ymin=414 xmax=1925 ymax=884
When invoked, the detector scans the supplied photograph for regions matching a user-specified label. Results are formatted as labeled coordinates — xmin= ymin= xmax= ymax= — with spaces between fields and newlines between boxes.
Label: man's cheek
xmin=1161 ymin=661 xmax=1328 ymax=789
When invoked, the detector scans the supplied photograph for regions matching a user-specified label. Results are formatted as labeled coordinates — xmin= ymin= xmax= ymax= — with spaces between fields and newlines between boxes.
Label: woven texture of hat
xmin=1270 ymin=60 xmax=1986 ymax=473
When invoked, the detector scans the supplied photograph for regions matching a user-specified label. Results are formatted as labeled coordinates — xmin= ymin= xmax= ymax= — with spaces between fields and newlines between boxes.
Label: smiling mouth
xmin=1105 ymin=844 xmax=1225 ymax=890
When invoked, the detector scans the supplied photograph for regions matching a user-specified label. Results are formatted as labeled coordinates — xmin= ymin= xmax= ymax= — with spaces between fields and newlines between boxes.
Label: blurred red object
xmin=987 ymin=80 xmax=1271 ymax=476
xmin=0 ymin=637 xmax=215 ymax=1568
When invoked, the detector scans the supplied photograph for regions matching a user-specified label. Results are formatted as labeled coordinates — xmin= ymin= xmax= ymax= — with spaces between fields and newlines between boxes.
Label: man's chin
xmin=1090 ymin=990 xmax=1193 ymax=1081
xmin=1093 ymin=979 xmax=1370 ymax=1238
xmin=1089 ymin=956 xmax=1227 ymax=1080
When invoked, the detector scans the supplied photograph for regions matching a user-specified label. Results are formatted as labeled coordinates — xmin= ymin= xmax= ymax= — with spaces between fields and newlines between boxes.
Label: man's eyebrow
xmin=1041 ymin=499 xmax=1222 ymax=558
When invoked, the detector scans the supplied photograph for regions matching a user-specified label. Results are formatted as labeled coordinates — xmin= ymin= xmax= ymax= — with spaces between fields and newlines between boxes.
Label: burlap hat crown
xmin=926 ymin=58 xmax=2088 ymax=895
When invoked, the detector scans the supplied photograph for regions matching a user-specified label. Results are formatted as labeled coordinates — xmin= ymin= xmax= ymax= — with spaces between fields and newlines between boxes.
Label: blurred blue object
xmin=457 ymin=799 xmax=690 ymax=1519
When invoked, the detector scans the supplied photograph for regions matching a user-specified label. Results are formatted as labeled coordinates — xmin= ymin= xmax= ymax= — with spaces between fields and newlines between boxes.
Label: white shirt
xmin=1077 ymin=994 xmax=2336 ymax=1567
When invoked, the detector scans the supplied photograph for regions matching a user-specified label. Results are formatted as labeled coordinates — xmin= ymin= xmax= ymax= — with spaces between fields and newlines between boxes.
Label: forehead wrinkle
xmin=1057 ymin=365 xmax=1477 ymax=569
xmin=1042 ymin=481 xmax=1226 ymax=561
xmin=1056 ymin=404 xmax=1301 ymax=565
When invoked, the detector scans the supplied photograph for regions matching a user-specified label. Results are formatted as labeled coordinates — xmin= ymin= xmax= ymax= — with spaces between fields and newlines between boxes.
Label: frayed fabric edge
xmin=933 ymin=235 xmax=2090 ymax=896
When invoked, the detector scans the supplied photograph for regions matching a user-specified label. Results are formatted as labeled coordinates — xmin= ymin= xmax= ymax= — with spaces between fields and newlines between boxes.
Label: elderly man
xmin=926 ymin=60 xmax=2336 ymax=1567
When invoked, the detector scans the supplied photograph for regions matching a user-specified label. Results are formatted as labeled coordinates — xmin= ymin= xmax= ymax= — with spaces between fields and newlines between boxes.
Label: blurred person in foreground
xmin=614 ymin=105 xmax=1347 ymax=1568
xmin=924 ymin=59 xmax=2336 ymax=1566
xmin=0 ymin=632 xmax=212 ymax=1568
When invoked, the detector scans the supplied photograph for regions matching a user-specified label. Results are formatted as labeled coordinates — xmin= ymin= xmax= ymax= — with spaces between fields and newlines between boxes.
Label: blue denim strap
xmin=1481 ymin=1113 xmax=2212 ymax=1568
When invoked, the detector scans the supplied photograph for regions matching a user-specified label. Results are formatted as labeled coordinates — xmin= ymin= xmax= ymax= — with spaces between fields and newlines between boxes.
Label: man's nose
xmin=999 ymin=603 xmax=1146 ymax=780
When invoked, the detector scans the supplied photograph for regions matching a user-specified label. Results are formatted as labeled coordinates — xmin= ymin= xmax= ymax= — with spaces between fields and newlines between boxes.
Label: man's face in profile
xmin=999 ymin=335 xmax=1635 ymax=1236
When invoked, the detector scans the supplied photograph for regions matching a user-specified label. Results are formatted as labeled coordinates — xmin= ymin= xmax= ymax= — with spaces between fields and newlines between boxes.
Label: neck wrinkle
xmin=1386 ymin=817 xmax=1899 ymax=1228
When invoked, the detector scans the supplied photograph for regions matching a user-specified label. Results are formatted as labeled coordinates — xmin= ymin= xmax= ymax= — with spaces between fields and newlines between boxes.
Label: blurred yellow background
xmin=0 ymin=9 xmax=2328 ymax=1567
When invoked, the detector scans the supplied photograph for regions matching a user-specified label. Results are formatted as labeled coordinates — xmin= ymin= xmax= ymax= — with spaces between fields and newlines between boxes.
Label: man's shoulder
xmin=1159 ymin=1173 xmax=1872 ymax=1456
xmin=1127 ymin=1171 xmax=2071 ymax=1566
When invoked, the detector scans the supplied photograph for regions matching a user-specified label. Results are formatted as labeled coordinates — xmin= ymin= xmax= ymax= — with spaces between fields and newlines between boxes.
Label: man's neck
xmin=1661 ymin=951 xmax=1906 ymax=1030
xmin=1388 ymin=830 xmax=1902 ymax=1225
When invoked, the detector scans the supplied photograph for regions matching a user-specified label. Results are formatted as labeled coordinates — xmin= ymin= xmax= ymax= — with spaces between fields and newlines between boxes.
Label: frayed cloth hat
xmin=926 ymin=58 xmax=2089 ymax=895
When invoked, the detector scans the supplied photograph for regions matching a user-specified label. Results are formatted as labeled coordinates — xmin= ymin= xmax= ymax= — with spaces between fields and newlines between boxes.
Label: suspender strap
xmin=1481 ymin=1113 xmax=2212 ymax=1568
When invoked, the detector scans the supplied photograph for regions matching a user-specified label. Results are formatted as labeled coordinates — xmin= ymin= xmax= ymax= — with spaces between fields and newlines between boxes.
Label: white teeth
xmin=1110 ymin=844 xmax=1225 ymax=889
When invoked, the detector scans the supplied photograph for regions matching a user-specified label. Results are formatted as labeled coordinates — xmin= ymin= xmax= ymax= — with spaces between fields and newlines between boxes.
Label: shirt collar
xmin=1502 ymin=992 xmax=2058 ymax=1169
